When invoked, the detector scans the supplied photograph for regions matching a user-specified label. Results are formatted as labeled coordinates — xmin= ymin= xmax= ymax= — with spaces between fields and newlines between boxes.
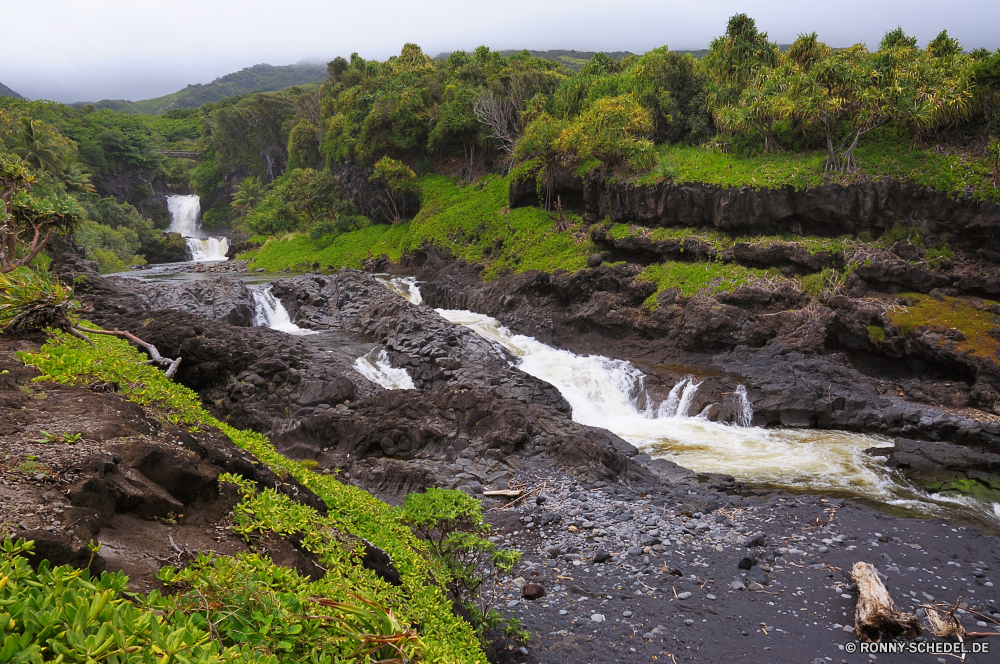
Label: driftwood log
xmin=73 ymin=326 xmax=182 ymax=378
xmin=851 ymin=561 xmax=922 ymax=641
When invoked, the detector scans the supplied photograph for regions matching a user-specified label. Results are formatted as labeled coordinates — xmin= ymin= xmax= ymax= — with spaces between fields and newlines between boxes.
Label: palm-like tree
xmin=61 ymin=161 xmax=95 ymax=193
xmin=231 ymin=176 xmax=264 ymax=215
xmin=10 ymin=118 xmax=70 ymax=176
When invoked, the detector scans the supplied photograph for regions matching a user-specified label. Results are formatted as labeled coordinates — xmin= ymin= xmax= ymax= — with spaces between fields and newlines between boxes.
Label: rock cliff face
xmin=581 ymin=176 xmax=1000 ymax=251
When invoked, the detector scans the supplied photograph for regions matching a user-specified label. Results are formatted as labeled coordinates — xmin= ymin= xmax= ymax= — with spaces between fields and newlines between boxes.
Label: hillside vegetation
xmin=75 ymin=62 xmax=327 ymax=115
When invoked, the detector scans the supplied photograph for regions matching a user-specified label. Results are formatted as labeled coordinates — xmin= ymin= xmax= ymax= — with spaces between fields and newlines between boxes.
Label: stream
xmin=382 ymin=277 xmax=1000 ymax=531
xmin=118 ymin=262 xmax=1000 ymax=531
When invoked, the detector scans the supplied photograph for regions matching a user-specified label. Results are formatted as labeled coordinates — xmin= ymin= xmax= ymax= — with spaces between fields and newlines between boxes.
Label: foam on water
xmin=436 ymin=307 xmax=1000 ymax=525
xmin=354 ymin=350 xmax=416 ymax=390
xmin=251 ymin=287 xmax=318 ymax=335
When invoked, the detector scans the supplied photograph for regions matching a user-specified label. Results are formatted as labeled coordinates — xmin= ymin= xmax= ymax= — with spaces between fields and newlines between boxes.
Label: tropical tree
xmin=789 ymin=29 xmax=974 ymax=172
xmin=9 ymin=118 xmax=72 ymax=176
xmin=704 ymin=14 xmax=786 ymax=151
xmin=368 ymin=157 xmax=417 ymax=224
xmin=1 ymin=155 xmax=83 ymax=273
xmin=513 ymin=107 xmax=569 ymax=211
xmin=231 ymin=176 xmax=265 ymax=215
xmin=556 ymin=94 xmax=656 ymax=170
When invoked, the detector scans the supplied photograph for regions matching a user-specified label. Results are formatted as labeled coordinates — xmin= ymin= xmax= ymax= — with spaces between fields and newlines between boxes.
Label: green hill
xmin=0 ymin=81 xmax=23 ymax=99
xmin=74 ymin=62 xmax=327 ymax=114
xmin=436 ymin=49 xmax=636 ymax=71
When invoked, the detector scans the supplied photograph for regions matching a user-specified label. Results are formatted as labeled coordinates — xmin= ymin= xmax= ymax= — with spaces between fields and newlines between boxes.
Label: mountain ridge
xmin=0 ymin=81 xmax=23 ymax=99
xmin=72 ymin=62 xmax=327 ymax=115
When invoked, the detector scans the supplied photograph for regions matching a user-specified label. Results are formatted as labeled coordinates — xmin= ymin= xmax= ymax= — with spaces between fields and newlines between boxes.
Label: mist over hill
xmin=0 ymin=81 xmax=23 ymax=99
xmin=73 ymin=62 xmax=327 ymax=115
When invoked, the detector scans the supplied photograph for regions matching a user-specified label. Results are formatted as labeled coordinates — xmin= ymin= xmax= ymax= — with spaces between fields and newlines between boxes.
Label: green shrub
xmin=399 ymin=488 xmax=524 ymax=643
xmin=0 ymin=266 xmax=75 ymax=332
xmin=879 ymin=223 xmax=924 ymax=248
xmin=801 ymin=268 xmax=844 ymax=299
xmin=0 ymin=538 xmax=269 ymax=664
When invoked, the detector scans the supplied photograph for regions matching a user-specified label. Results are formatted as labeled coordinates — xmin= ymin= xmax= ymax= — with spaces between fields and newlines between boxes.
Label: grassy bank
xmin=245 ymin=174 xmax=596 ymax=278
xmin=16 ymin=329 xmax=487 ymax=663
xmin=639 ymin=126 xmax=1000 ymax=203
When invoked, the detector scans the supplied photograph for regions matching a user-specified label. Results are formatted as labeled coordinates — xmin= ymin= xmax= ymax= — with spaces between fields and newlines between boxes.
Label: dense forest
xmin=3 ymin=14 xmax=1000 ymax=277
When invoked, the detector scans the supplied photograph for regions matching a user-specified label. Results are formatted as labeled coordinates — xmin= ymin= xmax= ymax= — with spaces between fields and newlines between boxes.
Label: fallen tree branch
xmin=851 ymin=561 xmax=922 ymax=641
xmin=921 ymin=599 xmax=1000 ymax=639
xmin=74 ymin=326 xmax=182 ymax=378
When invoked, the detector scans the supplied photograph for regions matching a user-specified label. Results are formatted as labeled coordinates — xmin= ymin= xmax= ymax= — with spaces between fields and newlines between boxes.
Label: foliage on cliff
xmin=16 ymin=329 xmax=494 ymax=663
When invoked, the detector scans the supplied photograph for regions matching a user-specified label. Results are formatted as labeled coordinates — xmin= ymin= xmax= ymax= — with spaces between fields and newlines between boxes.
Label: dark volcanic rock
xmin=586 ymin=176 xmax=1000 ymax=252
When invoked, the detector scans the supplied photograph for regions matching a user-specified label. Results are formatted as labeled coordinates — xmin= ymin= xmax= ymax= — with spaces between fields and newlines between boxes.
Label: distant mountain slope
xmin=436 ymin=46 xmax=794 ymax=70
xmin=74 ymin=62 xmax=327 ymax=115
xmin=436 ymin=49 xmax=636 ymax=71
xmin=0 ymin=81 xmax=23 ymax=99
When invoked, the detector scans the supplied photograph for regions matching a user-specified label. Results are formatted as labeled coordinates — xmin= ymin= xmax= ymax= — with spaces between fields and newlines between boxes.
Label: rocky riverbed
xmin=5 ymin=253 xmax=1000 ymax=662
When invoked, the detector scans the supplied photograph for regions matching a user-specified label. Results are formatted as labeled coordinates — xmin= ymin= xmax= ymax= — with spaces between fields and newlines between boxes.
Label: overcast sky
xmin=4 ymin=0 xmax=998 ymax=103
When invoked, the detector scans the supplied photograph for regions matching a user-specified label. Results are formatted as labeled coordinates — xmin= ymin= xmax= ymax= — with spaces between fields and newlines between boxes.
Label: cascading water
xmin=433 ymin=307 xmax=1000 ymax=526
xmin=354 ymin=350 xmax=415 ymax=390
xmin=251 ymin=287 xmax=318 ymax=335
xmin=166 ymin=195 xmax=230 ymax=262
xmin=380 ymin=276 xmax=423 ymax=305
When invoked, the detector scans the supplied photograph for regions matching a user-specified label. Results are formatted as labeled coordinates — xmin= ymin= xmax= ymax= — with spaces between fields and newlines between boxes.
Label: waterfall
xmin=733 ymin=384 xmax=754 ymax=427
xmin=187 ymin=237 xmax=230 ymax=262
xmin=166 ymin=194 xmax=229 ymax=262
xmin=379 ymin=276 xmax=423 ymax=305
xmin=354 ymin=350 xmax=415 ymax=390
xmin=251 ymin=287 xmax=318 ymax=335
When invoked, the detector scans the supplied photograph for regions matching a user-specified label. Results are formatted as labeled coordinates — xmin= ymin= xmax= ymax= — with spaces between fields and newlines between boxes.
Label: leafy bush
xmin=73 ymin=219 xmax=145 ymax=272
xmin=399 ymin=488 xmax=523 ymax=642
xmin=0 ymin=266 xmax=75 ymax=332
xmin=0 ymin=538 xmax=268 ymax=664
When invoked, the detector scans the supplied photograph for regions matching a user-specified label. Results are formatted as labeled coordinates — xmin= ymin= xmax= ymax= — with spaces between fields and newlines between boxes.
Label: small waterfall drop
xmin=733 ymin=384 xmax=754 ymax=427
xmin=166 ymin=194 xmax=230 ymax=262
xmin=379 ymin=276 xmax=423 ymax=305
xmin=354 ymin=350 xmax=415 ymax=390
xmin=251 ymin=287 xmax=318 ymax=335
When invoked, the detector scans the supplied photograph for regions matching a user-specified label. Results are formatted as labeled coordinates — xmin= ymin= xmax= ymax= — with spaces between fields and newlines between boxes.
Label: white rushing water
xmin=434 ymin=307 xmax=1000 ymax=524
xmin=381 ymin=276 xmax=423 ymax=305
xmin=251 ymin=287 xmax=318 ymax=335
xmin=166 ymin=194 xmax=230 ymax=262
xmin=354 ymin=349 xmax=416 ymax=390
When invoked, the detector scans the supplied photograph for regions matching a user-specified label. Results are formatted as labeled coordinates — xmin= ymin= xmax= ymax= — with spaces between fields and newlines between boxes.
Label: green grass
xmin=17 ymin=329 xmax=487 ymax=663
xmin=637 ymin=260 xmax=782 ymax=309
xmin=246 ymin=174 xmax=596 ymax=277
xmin=638 ymin=129 xmax=1000 ymax=203
xmin=609 ymin=223 xmax=859 ymax=256
xmin=887 ymin=293 xmax=1000 ymax=359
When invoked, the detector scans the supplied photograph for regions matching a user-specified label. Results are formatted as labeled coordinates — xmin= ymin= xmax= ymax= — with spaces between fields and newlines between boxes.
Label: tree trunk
xmin=851 ymin=562 xmax=921 ymax=642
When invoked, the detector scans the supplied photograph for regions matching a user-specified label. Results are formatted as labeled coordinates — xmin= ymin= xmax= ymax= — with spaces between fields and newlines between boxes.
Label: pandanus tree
xmin=704 ymin=13 xmax=786 ymax=152
xmin=789 ymin=29 xmax=974 ymax=172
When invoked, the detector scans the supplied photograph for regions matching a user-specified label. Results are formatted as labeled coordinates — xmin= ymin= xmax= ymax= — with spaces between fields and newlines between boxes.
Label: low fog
xmin=4 ymin=0 xmax=998 ymax=103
